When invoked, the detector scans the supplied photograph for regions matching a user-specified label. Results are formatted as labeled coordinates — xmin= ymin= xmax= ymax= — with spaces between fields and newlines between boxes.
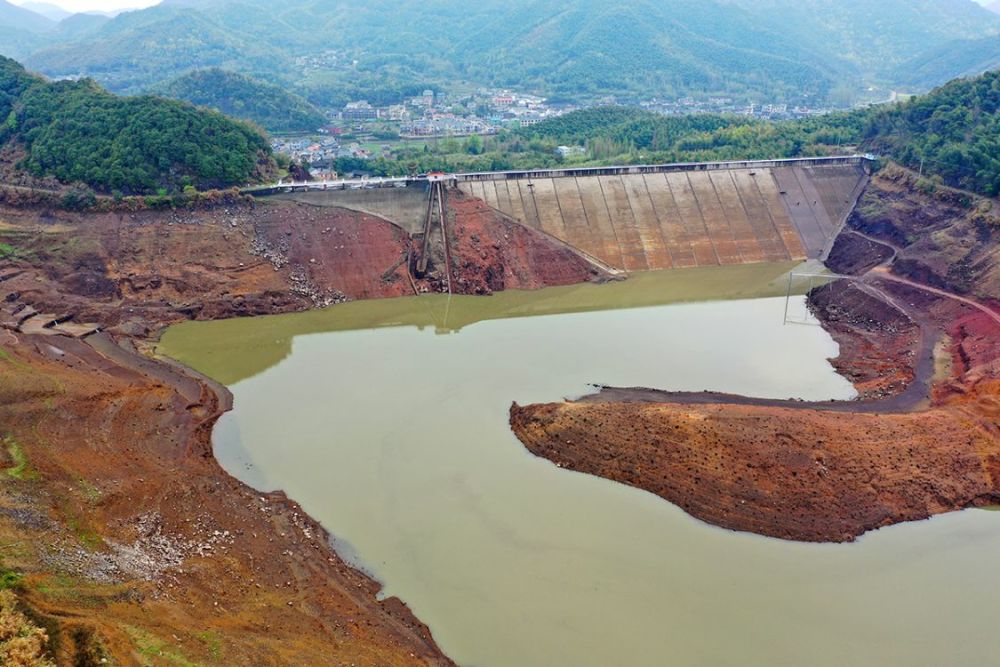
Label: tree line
xmin=0 ymin=56 xmax=276 ymax=195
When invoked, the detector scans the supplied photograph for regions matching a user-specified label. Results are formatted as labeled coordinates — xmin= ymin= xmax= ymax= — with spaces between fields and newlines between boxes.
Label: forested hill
xmin=0 ymin=57 xmax=275 ymax=194
xmin=862 ymin=70 xmax=1000 ymax=196
xmin=893 ymin=35 xmax=1000 ymax=91
xmin=7 ymin=0 xmax=1000 ymax=106
xmin=514 ymin=69 xmax=1000 ymax=196
xmin=721 ymin=0 xmax=999 ymax=79
xmin=450 ymin=0 xmax=842 ymax=100
xmin=158 ymin=69 xmax=326 ymax=133
xmin=516 ymin=106 xmax=865 ymax=163
xmin=25 ymin=6 xmax=286 ymax=94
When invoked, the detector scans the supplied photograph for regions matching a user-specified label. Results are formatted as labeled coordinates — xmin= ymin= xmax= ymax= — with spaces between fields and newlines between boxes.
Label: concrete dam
xmin=457 ymin=158 xmax=869 ymax=272
xmin=268 ymin=157 xmax=871 ymax=274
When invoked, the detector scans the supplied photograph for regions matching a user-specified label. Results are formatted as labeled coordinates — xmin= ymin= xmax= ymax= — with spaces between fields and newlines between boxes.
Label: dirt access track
xmin=512 ymin=166 xmax=1000 ymax=543
xmin=0 ymin=191 xmax=606 ymax=665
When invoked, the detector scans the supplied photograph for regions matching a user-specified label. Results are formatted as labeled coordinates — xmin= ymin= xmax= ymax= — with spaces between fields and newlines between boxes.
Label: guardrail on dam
xmin=457 ymin=156 xmax=871 ymax=271
xmin=451 ymin=155 xmax=868 ymax=182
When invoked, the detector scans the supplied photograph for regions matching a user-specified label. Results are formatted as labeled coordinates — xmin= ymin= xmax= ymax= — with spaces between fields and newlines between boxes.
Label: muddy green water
xmin=161 ymin=264 xmax=1000 ymax=667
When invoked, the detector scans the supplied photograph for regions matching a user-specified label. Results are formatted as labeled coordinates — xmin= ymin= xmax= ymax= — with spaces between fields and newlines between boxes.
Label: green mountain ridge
xmin=722 ymin=0 xmax=1000 ymax=77
xmin=863 ymin=69 xmax=1000 ymax=195
xmin=893 ymin=35 xmax=1000 ymax=90
xmin=55 ymin=12 xmax=111 ymax=39
xmin=6 ymin=0 xmax=999 ymax=103
xmin=157 ymin=68 xmax=327 ymax=133
xmin=0 ymin=56 xmax=275 ymax=194
xmin=518 ymin=68 xmax=1000 ymax=195
xmin=0 ymin=25 xmax=43 ymax=61
xmin=453 ymin=0 xmax=845 ymax=99
xmin=27 ymin=6 xmax=288 ymax=94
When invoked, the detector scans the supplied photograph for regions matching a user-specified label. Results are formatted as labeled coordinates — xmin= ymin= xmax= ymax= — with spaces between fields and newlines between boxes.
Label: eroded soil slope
xmin=512 ymin=168 xmax=1000 ymax=543
xmin=0 ymin=330 xmax=451 ymax=666
xmin=1 ymin=193 xmax=607 ymax=335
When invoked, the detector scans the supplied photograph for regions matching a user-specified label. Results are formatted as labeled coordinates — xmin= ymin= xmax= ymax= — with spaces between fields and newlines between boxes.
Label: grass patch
xmin=0 ymin=347 xmax=27 ymax=371
xmin=857 ymin=198 xmax=889 ymax=220
xmin=0 ymin=236 xmax=35 ymax=262
xmin=65 ymin=517 xmax=101 ymax=550
xmin=3 ymin=436 xmax=36 ymax=481
xmin=0 ymin=557 xmax=23 ymax=591
xmin=0 ymin=346 xmax=41 ymax=375
xmin=126 ymin=626 xmax=202 ymax=667
xmin=35 ymin=573 xmax=126 ymax=611
xmin=77 ymin=479 xmax=101 ymax=505
xmin=33 ymin=574 xmax=84 ymax=602
xmin=196 ymin=631 xmax=223 ymax=662
xmin=0 ymin=570 xmax=21 ymax=591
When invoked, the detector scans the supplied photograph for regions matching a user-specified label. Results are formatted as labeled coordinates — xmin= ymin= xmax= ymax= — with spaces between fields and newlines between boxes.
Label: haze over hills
xmin=0 ymin=0 xmax=997 ymax=106
xmin=450 ymin=0 xmax=846 ymax=100
xmin=17 ymin=1 xmax=69 ymax=21
xmin=0 ymin=0 xmax=133 ymax=59
xmin=894 ymin=35 xmax=1000 ymax=89
xmin=55 ymin=10 xmax=110 ymax=36
xmin=722 ymin=0 xmax=1000 ymax=77
xmin=0 ymin=0 xmax=54 ymax=31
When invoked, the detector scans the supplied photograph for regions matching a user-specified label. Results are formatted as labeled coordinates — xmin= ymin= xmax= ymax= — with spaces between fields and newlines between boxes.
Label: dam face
xmin=458 ymin=161 xmax=868 ymax=271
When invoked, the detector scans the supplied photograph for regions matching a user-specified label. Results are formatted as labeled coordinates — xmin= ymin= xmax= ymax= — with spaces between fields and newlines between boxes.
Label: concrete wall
xmin=272 ymin=184 xmax=432 ymax=234
xmin=458 ymin=163 xmax=867 ymax=271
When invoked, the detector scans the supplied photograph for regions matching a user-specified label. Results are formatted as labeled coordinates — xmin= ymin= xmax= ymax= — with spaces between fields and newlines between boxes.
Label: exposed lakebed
xmin=160 ymin=264 xmax=1000 ymax=667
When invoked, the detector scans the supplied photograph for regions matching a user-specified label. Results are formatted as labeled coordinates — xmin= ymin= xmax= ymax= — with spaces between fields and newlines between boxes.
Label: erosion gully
xmin=160 ymin=262 xmax=1000 ymax=667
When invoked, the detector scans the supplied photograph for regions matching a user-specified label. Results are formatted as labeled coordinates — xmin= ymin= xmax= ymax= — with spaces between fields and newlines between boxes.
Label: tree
xmin=465 ymin=135 xmax=484 ymax=155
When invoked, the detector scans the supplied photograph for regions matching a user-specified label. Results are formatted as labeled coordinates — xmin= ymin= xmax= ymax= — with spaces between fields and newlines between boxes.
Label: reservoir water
xmin=160 ymin=264 xmax=1000 ymax=667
